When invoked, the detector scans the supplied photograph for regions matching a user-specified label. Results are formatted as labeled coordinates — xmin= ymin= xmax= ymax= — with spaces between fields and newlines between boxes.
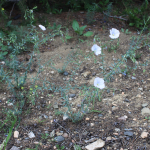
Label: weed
xmin=41 ymin=133 xmax=49 ymax=140
xmin=56 ymin=144 xmax=65 ymax=150
xmin=125 ymin=0 xmax=150 ymax=29
xmin=74 ymin=145 xmax=82 ymax=150
xmin=55 ymin=110 xmax=63 ymax=116
xmin=121 ymin=28 xmax=131 ymax=34
xmin=72 ymin=20 xmax=93 ymax=37
xmin=0 ymin=117 xmax=17 ymax=150
xmin=145 ymin=116 xmax=150 ymax=120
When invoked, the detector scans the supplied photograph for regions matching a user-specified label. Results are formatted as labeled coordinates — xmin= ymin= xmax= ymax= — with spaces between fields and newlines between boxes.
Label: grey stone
xmin=63 ymin=71 xmax=68 ymax=76
xmin=131 ymin=76 xmax=136 ymax=80
xmin=85 ymin=139 xmax=105 ymax=150
xmin=85 ymin=138 xmax=97 ymax=143
xmin=113 ymin=58 xmax=117 ymax=61
xmin=115 ymin=128 xmax=120 ymax=132
xmin=124 ymin=98 xmax=130 ymax=102
xmin=10 ymin=146 xmax=20 ymax=150
xmin=50 ymin=130 xmax=55 ymax=137
xmin=124 ymin=128 xmax=133 ymax=131
xmin=28 ymin=131 xmax=35 ymax=138
xmin=124 ymin=131 xmax=133 ymax=137
xmin=49 ymin=115 xmax=53 ymax=119
xmin=139 ymin=88 xmax=143 ymax=91
xmin=54 ymin=136 xmax=65 ymax=142
xmin=82 ymin=131 xmax=88 ymax=136
xmin=45 ymin=131 xmax=49 ymax=134
xmin=53 ymin=103 xmax=58 ymax=109
xmin=43 ymin=114 xmax=48 ymax=119
xmin=39 ymin=116 xmax=42 ymax=119
xmin=142 ymin=103 xmax=148 ymax=107
xmin=77 ymin=104 xmax=81 ymax=108
xmin=92 ymin=72 xmax=96 ymax=76
xmin=63 ymin=114 xmax=69 ymax=120
xmin=69 ymin=94 xmax=76 ymax=98
xmin=141 ymin=107 xmax=150 ymax=115
xmin=98 ymin=114 xmax=103 ymax=117
xmin=100 ymin=66 xmax=104 ymax=69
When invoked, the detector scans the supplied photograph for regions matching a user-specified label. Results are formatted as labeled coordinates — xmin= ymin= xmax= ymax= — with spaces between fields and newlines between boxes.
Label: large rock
xmin=85 ymin=139 xmax=105 ymax=150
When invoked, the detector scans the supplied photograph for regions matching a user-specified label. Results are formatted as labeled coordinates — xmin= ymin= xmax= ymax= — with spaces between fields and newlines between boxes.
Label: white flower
xmin=39 ymin=25 xmax=46 ymax=31
xmin=109 ymin=28 xmax=120 ymax=39
xmin=0 ymin=61 xmax=5 ymax=65
xmin=91 ymin=44 xmax=101 ymax=55
xmin=94 ymin=77 xmax=105 ymax=89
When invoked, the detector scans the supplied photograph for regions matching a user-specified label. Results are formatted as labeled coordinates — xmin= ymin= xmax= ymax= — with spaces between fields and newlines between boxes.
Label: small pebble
xmin=50 ymin=130 xmax=55 ymax=137
xmin=62 ymin=133 xmax=68 ymax=138
xmin=63 ymin=71 xmax=69 ymax=76
xmin=28 ymin=131 xmax=35 ymax=138
xmin=10 ymin=146 xmax=20 ymax=150
xmin=69 ymin=94 xmax=76 ymax=98
xmin=14 ymin=131 xmax=19 ymax=138
xmin=124 ymin=131 xmax=133 ymax=137
xmin=115 ymin=128 xmax=120 ymax=132
xmin=131 ymin=76 xmax=136 ymax=80
xmin=54 ymin=136 xmax=65 ymax=142
xmin=98 ymin=114 xmax=103 ymax=117
xmin=142 ymin=103 xmax=148 ymax=107
xmin=141 ymin=131 xmax=148 ymax=138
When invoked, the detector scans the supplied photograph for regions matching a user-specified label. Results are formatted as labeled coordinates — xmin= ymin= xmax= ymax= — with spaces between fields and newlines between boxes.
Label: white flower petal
xmin=91 ymin=44 xmax=101 ymax=51
xmin=94 ymin=77 xmax=105 ymax=89
xmin=91 ymin=44 xmax=101 ymax=55
xmin=94 ymin=49 xmax=101 ymax=55
xmin=39 ymin=25 xmax=46 ymax=31
xmin=109 ymin=28 xmax=120 ymax=39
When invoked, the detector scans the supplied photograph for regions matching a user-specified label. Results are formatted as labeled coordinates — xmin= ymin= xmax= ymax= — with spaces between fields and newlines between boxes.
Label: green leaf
xmin=1 ymin=46 xmax=7 ymax=51
xmin=57 ymin=24 xmax=61 ymax=29
xmin=6 ymin=20 xmax=12 ymax=27
xmin=0 ymin=31 xmax=5 ymax=39
xmin=83 ymin=31 xmax=93 ymax=37
xmin=2 ymin=51 xmax=8 ymax=55
xmin=79 ymin=25 xmax=87 ymax=35
xmin=121 ymin=28 xmax=124 ymax=32
xmin=72 ymin=20 xmax=79 ymax=31
xmin=106 ymin=0 xmax=109 ymax=4
xmin=8 ymin=45 xmax=13 ymax=51
xmin=129 ymin=23 xmax=134 ymax=26
xmin=66 ymin=35 xmax=72 ymax=39
xmin=0 ymin=41 xmax=3 ymax=46
xmin=0 ymin=52 xmax=8 ymax=59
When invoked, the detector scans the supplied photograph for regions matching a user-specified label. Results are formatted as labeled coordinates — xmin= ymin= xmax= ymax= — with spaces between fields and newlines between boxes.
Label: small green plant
xmin=108 ymin=44 xmax=118 ymax=53
xmin=55 ymin=110 xmax=63 ymax=116
xmin=56 ymin=144 xmax=65 ymax=150
xmin=121 ymin=28 xmax=131 ymax=34
xmin=145 ymin=116 xmax=150 ymax=120
xmin=125 ymin=0 xmax=150 ymax=29
xmin=135 ymin=53 xmax=142 ymax=60
xmin=98 ymin=0 xmax=110 ymax=12
xmin=41 ymin=133 xmax=49 ymax=140
xmin=0 ymin=117 xmax=17 ymax=150
xmin=24 ymin=6 xmax=37 ymax=25
xmin=74 ymin=145 xmax=82 ymax=150
xmin=49 ymin=23 xmax=61 ymax=30
xmin=72 ymin=20 xmax=93 ymax=37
